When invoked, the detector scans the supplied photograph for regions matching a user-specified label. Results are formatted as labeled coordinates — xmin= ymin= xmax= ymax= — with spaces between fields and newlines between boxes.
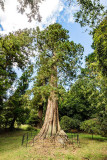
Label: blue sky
xmin=0 ymin=24 xmax=3 ymax=31
xmin=59 ymin=21 xmax=93 ymax=67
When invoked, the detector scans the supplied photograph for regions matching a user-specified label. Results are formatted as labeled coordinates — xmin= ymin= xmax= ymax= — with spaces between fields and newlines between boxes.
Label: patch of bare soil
xmin=28 ymin=138 xmax=78 ymax=160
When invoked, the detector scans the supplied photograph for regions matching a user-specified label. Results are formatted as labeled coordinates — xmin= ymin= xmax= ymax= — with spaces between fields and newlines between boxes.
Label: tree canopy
xmin=35 ymin=23 xmax=83 ymax=86
xmin=93 ymin=17 xmax=107 ymax=76
xmin=0 ymin=29 xmax=34 ymax=108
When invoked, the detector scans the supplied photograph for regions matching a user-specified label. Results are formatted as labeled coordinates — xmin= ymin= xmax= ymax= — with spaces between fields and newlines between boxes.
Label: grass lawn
xmin=0 ymin=128 xmax=107 ymax=160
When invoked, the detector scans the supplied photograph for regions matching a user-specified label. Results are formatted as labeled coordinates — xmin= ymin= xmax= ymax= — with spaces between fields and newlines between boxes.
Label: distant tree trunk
xmin=37 ymin=106 xmax=43 ymax=128
xmin=9 ymin=117 xmax=16 ymax=131
xmin=38 ymin=64 xmax=61 ymax=139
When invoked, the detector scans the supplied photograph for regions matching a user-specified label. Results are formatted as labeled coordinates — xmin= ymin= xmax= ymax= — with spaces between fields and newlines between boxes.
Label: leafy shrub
xmin=98 ymin=111 xmax=107 ymax=137
xmin=60 ymin=116 xmax=72 ymax=132
xmin=70 ymin=119 xmax=81 ymax=129
xmin=60 ymin=116 xmax=81 ymax=132
xmin=27 ymin=114 xmax=41 ymax=127
xmin=80 ymin=118 xmax=100 ymax=134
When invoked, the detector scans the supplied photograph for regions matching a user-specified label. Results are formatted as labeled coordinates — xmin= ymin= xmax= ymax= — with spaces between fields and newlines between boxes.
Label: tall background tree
xmin=1 ymin=65 xmax=33 ymax=130
xmin=0 ymin=29 xmax=34 ymax=128
xmin=78 ymin=16 xmax=107 ymax=136
xmin=93 ymin=17 xmax=107 ymax=76
xmin=0 ymin=29 xmax=33 ymax=106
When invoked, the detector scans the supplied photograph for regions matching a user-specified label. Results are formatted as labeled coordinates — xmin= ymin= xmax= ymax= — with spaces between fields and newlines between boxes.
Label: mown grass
xmin=0 ymin=125 xmax=39 ymax=160
xmin=0 ymin=127 xmax=107 ymax=160
xmin=67 ymin=133 xmax=107 ymax=160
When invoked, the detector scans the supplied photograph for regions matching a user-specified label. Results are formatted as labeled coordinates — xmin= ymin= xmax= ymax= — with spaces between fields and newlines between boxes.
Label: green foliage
xmin=59 ymin=77 xmax=98 ymax=121
xmin=0 ymin=29 xmax=34 ymax=110
xmin=70 ymin=118 xmax=81 ymax=129
xmin=0 ymin=29 xmax=35 ymax=130
xmin=93 ymin=17 xmax=107 ymax=76
xmin=98 ymin=110 xmax=107 ymax=137
xmin=84 ymin=18 xmax=107 ymax=77
xmin=75 ymin=0 xmax=105 ymax=28
xmin=66 ymin=0 xmax=106 ymax=33
xmin=60 ymin=116 xmax=81 ymax=132
xmin=84 ymin=23 xmax=107 ymax=137
xmin=0 ymin=66 xmax=33 ymax=129
xmin=31 ymin=77 xmax=48 ymax=111
xmin=60 ymin=116 xmax=72 ymax=132
xmin=28 ymin=115 xmax=40 ymax=127
xmin=35 ymin=23 xmax=83 ymax=86
xmin=27 ymin=110 xmax=41 ymax=127
xmin=80 ymin=119 xmax=100 ymax=134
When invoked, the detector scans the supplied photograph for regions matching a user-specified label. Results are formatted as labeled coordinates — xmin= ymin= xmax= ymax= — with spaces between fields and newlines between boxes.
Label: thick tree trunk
xmin=37 ymin=64 xmax=61 ymax=139
xmin=38 ymin=91 xmax=60 ymax=138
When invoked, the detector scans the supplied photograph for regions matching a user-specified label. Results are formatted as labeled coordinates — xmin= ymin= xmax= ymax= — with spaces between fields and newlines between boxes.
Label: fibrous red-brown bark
xmin=38 ymin=91 xmax=60 ymax=138
xmin=37 ymin=63 xmax=61 ymax=139
xmin=35 ymin=51 xmax=68 ymax=143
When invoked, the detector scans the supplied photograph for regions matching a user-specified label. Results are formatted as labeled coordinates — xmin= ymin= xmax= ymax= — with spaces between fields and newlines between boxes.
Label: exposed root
xmin=30 ymin=130 xmax=72 ymax=148
xmin=56 ymin=130 xmax=72 ymax=148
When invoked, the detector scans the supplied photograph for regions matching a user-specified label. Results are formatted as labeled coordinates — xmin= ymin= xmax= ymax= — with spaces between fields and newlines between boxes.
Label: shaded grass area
xmin=0 ymin=126 xmax=39 ymax=160
xmin=0 ymin=127 xmax=107 ymax=160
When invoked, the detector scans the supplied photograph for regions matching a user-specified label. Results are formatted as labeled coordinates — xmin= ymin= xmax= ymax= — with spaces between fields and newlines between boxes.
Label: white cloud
xmin=0 ymin=0 xmax=38 ymax=33
xmin=0 ymin=0 xmax=64 ymax=34
xmin=66 ymin=5 xmax=79 ymax=23
xmin=56 ymin=1 xmax=80 ymax=24
xmin=40 ymin=0 xmax=63 ymax=23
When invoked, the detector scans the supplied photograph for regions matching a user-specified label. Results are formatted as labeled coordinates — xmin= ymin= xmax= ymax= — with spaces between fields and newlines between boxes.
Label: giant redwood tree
xmin=34 ymin=23 xmax=83 ymax=139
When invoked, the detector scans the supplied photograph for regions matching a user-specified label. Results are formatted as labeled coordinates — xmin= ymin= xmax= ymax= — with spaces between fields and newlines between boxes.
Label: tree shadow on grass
xmin=0 ymin=129 xmax=37 ymax=153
